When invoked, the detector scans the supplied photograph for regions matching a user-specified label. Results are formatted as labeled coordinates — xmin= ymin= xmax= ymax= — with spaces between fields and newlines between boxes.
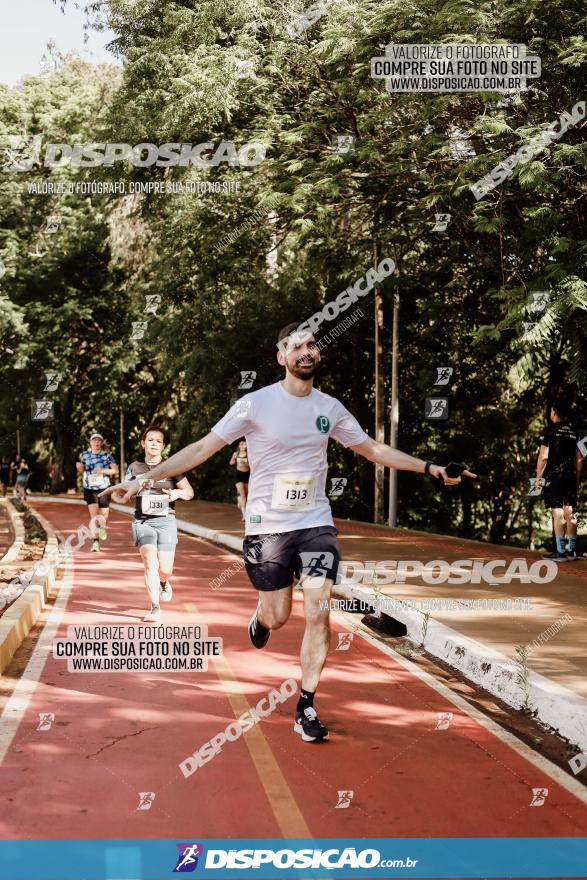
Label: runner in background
xmin=229 ymin=439 xmax=250 ymax=521
xmin=9 ymin=453 xmax=21 ymax=494
xmin=536 ymin=396 xmax=584 ymax=561
xmin=15 ymin=458 xmax=30 ymax=500
xmin=77 ymin=433 xmax=118 ymax=553
xmin=0 ymin=457 xmax=10 ymax=497
xmin=116 ymin=425 xmax=194 ymax=622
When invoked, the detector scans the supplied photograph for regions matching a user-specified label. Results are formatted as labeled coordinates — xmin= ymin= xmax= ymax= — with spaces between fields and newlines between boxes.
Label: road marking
xmin=0 ymin=556 xmax=74 ymax=765
xmin=333 ymin=610 xmax=587 ymax=804
xmin=184 ymin=601 xmax=311 ymax=838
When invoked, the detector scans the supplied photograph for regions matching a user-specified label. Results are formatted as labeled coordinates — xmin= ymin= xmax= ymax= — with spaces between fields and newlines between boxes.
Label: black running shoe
xmin=294 ymin=707 xmax=329 ymax=742
xmin=544 ymin=551 xmax=568 ymax=562
xmin=566 ymin=550 xmax=578 ymax=562
xmin=248 ymin=612 xmax=271 ymax=649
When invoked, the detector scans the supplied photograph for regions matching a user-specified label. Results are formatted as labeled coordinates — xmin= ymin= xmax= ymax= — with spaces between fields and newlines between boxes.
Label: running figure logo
xmin=131 ymin=321 xmax=149 ymax=341
xmin=299 ymin=551 xmax=334 ymax=588
xmin=425 ymin=398 xmax=449 ymax=420
xmin=145 ymin=294 xmax=162 ymax=315
xmin=235 ymin=399 xmax=251 ymax=419
xmin=36 ymin=713 xmax=55 ymax=731
xmin=136 ymin=792 xmax=156 ymax=811
xmin=31 ymin=400 xmax=54 ymax=421
xmin=522 ymin=322 xmax=537 ymax=340
xmin=336 ymin=632 xmax=354 ymax=651
xmin=173 ymin=843 xmax=204 ymax=872
xmin=435 ymin=712 xmax=453 ymax=730
xmin=434 ymin=367 xmax=453 ymax=386
xmin=328 ymin=477 xmax=347 ymax=497
xmin=527 ymin=477 xmax=545 ymax=497
xmin=335 ymin=790 xmax=354 ymax=809
xmin=432 ymin=213 xmax=451 ymax=232
xmin=331 ymin=135 xmax=355 ymax=155
xmin=528 ymin=291 xmax=550 ymax=314
xmin=45 ymin=214 xmax=61 ymax=234
xmin=2 ymin=134 xmax=42 ymax=173
xmin=44 ymin=372 xmax=62 ymax=392
xmin=238 ymin=371 xmax=257 ymax=389
xmin=530 ymin=788 xmax=548 ymax=806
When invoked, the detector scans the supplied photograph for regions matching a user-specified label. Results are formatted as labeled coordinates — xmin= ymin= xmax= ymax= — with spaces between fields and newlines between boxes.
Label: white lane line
xmin=332 ymin=609 xmax=587 ymax=804
xmin=0 ymin=556 xmax=74 ymax=765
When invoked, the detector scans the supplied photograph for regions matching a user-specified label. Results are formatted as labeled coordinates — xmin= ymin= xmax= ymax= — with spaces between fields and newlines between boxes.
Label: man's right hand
xmin=98 ymin=479 xmax=145 ymax=504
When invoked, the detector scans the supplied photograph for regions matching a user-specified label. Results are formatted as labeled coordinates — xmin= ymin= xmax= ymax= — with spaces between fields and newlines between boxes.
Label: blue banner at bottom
xmin=1 ymin=838 xmax=586 ymax=879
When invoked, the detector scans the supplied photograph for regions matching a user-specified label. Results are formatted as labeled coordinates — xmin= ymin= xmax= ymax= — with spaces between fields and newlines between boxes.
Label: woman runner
xmin=117 ymin=425 xmax=194 ymax=622
xmin=229 ymin=438 xmax=250 ymax=521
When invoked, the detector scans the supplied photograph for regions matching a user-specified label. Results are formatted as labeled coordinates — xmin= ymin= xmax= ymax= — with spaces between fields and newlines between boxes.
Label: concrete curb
xmin=0 ymin=504 xmax=61 ymax=675
xmin=20 ymin=497 xmax=587 ymax=753
xmin=0 ymin=498 xmax=25 ymax=563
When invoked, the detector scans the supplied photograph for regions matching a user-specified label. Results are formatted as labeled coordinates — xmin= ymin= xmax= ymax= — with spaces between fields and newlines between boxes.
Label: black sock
xmin=296 ymin=688 xmax=315 ymax=716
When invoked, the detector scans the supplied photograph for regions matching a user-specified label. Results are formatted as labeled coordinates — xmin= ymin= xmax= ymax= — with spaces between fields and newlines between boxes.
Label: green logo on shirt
xmin=316 ymin=415 xmax=330 ymax=434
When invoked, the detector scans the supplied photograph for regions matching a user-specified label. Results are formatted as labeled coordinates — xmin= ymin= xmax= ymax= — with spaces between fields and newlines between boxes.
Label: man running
xmin=535 ymin=397 xmax=583 ymax=561
xmin=77 ymin=433 xmax=118 ymax=552
xmin=101 ymin=324 xmax=475 ymax=742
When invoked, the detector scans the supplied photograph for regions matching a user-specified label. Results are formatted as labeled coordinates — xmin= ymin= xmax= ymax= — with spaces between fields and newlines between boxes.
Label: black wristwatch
xmin=424 ymin=461 xmax=434 ymax=476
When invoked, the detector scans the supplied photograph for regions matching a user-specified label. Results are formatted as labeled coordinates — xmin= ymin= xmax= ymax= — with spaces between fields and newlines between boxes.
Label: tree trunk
xmin=373 ymin=240 xmax=385 ymax=524
xmin=53 ymin=391 xmax=77 ymax=492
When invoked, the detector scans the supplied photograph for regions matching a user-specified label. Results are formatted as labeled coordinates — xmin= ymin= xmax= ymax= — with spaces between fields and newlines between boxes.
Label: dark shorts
xmin=543 ymin=480 xmax=577 ymax=509
xmin=235 ymin=470 xmax=250 ymax=485
xmin=243 ymin=526 xmax=341 ymax=591
xmin=83 ymin=488 xmax=111 ymax=508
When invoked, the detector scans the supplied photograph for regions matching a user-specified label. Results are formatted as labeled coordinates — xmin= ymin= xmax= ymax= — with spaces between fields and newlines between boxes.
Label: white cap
xmin=90 ymin=433 xmax=104 ymax=441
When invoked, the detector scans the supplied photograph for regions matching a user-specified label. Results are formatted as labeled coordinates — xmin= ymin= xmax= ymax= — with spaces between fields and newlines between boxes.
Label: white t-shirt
xmin=212 ymin=382 xmax=368 ymax=535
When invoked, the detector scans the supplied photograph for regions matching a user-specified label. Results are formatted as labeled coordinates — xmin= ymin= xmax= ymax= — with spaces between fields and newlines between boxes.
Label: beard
xmin=288 ymin=354 xmax=320 ymax=380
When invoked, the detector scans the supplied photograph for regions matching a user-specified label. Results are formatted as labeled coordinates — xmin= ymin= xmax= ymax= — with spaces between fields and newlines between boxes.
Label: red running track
xmin=1 ymin=502 xmax=586 ymax=857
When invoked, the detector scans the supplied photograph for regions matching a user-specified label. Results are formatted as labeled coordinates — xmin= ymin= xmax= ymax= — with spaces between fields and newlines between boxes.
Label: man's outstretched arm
xmin=350 ymin=437 xmax=477 ymax=484
xmin=99 ymin=431 xmax=227 ymax=502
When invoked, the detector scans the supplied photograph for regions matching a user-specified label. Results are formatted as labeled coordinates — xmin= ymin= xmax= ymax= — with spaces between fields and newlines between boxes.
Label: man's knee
xmin=259 ymin=599 xmax=290 ymax=629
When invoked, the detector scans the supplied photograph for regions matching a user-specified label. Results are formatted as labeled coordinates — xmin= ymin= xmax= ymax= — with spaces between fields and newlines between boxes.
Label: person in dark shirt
xmin=535 ymin=397 xmax=584 ymax=561
xmin=0 ymin=457 xmax=10 ymax=496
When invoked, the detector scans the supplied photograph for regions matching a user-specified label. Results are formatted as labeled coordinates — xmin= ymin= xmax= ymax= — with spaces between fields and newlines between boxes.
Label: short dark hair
xmin=277 ymin=322 xmax=303 ymax=344
xmin=141 ymin=425 xmax=168 ymax=444
xmin=550 ymin=396 xmax=571 ymax=420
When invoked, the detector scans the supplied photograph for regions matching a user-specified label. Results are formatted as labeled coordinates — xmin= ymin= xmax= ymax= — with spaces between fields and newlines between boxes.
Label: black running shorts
xmin=83 ymin=488 xmax=111 ymax=508
xmin=243 ymin=525 xmax=341 ymax=591
xmin=543 ymin=480 xmax=577 ymax=510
